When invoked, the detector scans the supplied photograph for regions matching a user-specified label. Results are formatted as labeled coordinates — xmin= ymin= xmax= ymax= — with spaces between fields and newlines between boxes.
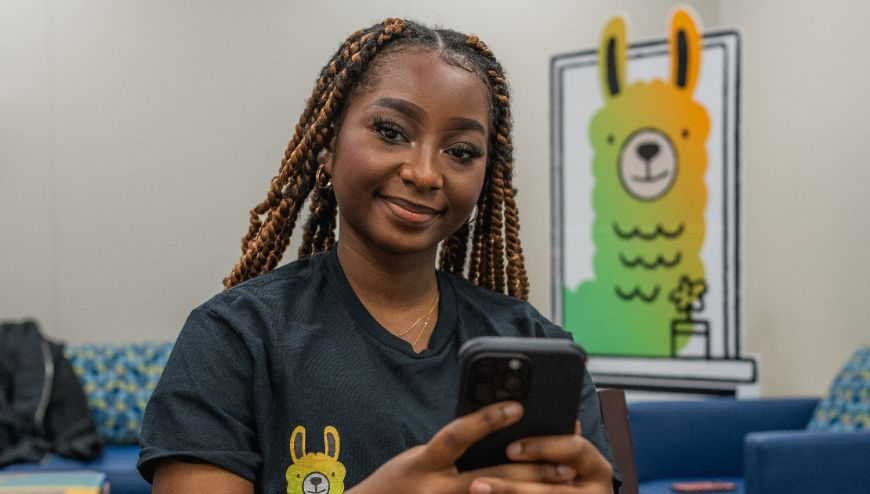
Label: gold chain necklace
xmin=394 ymin=293 xmax=440 ymax=338
xmin=412 ymin=294 xmax=440 ymax=347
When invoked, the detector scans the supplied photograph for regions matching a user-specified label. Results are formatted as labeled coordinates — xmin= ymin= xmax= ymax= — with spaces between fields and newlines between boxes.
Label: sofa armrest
xmin=629 ymin=398 xmax=818 ymax=482
xmin=744 ymin=430 xmax=870 ymax=494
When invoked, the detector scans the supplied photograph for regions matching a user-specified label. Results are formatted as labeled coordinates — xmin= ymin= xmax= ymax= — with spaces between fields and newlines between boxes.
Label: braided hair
xmin=224 ymin=18 xmax=529 ymax=300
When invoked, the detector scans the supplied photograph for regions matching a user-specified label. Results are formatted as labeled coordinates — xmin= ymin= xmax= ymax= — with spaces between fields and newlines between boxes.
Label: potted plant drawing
xmin=669 ymin=276 xmax=710 ymax=357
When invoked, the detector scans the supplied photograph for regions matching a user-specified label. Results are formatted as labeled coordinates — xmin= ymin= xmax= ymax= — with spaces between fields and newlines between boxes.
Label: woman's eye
xmin=373 ymin=118 xmax=406 ymax=144
xmin=447 ymin=144 xmax=484 ymax=163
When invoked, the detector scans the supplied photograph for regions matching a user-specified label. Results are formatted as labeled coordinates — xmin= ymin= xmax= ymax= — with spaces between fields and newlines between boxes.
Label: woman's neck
xmin=336 ymin=238 xmax=441 ymax=352
xmin=336 ymin=239 xmax=439 ymax=307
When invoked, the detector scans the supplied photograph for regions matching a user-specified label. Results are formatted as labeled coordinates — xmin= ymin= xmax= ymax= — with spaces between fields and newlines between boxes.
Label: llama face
xmin=286 ymin=426 xmax=346 ymax=494
xmin=618 ymin=128 xmax=677 ymax=201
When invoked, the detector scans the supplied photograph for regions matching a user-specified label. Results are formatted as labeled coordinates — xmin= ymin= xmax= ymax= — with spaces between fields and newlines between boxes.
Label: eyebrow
xmin=370 ymin=97 xmax=487 ymax=135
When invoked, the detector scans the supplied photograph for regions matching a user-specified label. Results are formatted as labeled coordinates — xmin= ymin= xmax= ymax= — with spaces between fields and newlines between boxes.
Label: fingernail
xmin=506 ymin=442 xmax=523 ymax=457
xmin=503 ymin=402 xmax=522 ymax=419
xmin=472 ymin=481 xmax=492 ymax=494
xmin=557 ymin=464 xmax=577 ymax=479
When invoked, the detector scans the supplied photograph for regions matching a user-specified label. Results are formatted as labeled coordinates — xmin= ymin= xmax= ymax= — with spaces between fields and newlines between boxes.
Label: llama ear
xmin=290 ymin=426 xmax=306 ymax=463
xmin=323 ymin=426 xmax=340 ymax=460
xmin=669 ymin=8 xmax=702 ymax=94
xmin=599 ymin=16 xmax=627 ymax=100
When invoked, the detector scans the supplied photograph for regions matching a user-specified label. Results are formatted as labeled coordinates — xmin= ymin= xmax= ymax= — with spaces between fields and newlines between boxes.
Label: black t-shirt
xmin=138 ymin=248 xmax=616 ymax=492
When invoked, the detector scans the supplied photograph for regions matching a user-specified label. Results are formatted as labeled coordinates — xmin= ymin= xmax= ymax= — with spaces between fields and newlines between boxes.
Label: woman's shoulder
xmin=219 ymin=253 xmax=323 ymax=295
xmin=192 ymin=252 xmax=333 ymax=333
xmin=440 ymin=270 xmax=535 ymax=311
xmin=440 ymin=270 xmax=569 ymax=339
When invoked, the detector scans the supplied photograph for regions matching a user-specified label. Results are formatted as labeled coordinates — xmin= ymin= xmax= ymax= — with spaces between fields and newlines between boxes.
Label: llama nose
xmin=637 ymin=142 xmax=660 ymax=161
xmin=310 ymin=477 xmax=322 ymax=486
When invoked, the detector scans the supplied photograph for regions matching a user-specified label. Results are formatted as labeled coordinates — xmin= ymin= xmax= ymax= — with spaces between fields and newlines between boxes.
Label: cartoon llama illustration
xmin=564 ymin=10 xmax=711 ymax=357
xmin=286 ymin=425 xmax=346 ymax=494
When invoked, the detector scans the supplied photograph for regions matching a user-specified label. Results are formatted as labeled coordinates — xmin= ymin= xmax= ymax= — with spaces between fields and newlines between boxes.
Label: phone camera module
xmin=472 ymin=382 xmax=496 ymax=404
xmin=501 ymin=372 xmax=524 ymax=392
xmin=474 ymin=358 xmax=498 ymax=379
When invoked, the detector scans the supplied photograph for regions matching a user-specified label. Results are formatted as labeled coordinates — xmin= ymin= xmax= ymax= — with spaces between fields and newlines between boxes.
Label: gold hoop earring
xmin=466 ymin=204 xmax=478 ymax=225
xmin=315 ymin=165 xmax=333 ymax=191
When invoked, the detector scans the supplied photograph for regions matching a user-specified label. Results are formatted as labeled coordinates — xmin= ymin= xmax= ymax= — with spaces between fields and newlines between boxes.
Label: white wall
xmin=5 ymin=0 xmax=866 ymax=397
xmin=719 ymin=0 xmax=870 ymax=396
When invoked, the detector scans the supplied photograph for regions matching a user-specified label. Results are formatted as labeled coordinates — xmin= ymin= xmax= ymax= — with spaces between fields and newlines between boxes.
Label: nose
xmin=637 ymin=142 xmax=660 ymax=161
xmin=310 ymin=477 xmax=322 ymax=486
xmin=399 ymin=149 xmax=443 ymax=191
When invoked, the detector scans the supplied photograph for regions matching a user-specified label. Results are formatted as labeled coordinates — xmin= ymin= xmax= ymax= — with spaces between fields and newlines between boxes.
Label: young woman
xmin=139 ymin=18 xmax=618 ymax=494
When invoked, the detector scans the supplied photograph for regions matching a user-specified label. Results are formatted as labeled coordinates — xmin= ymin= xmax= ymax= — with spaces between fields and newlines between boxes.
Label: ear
xmin=669 ymin=8 xmax=702 ymax=95
xmin=323 ymin=426 xmax=340 ymax=460
xmin=290 ymin=425 xmax=306 ymax=463
xmin=599 ymin=16 xmax=627 ymax=101
xmin=318 ymin=146 xmax=334 ymax=174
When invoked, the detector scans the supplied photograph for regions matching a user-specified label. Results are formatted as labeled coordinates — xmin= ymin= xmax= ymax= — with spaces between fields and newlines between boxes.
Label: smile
xmin=381 ymin=196 xmax=442 ymax=225
xmin=631 ymin=170 xmax=670 ymax=183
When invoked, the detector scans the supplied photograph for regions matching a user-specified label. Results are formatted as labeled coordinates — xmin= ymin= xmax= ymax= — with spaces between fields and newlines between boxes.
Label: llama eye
xmin=607 ymin=134 xmax=615 ymax=145
xmin=682 ymin=128 xmax=690 ymax=139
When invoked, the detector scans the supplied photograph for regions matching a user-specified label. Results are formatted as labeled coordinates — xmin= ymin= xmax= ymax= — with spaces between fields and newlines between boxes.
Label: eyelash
xmin=371 ymin=116 xmax=484 ymax=164
xmin=447 ymin=143 xmax=484 ymax=163
xmin=372 ymin=117 xmax=407 ymax=144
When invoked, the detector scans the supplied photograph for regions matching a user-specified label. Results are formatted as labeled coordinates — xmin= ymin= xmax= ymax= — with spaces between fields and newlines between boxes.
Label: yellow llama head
xmin=590 ymin=9 xmax=710 ymax=220
xmin=285 ymin=425 xmax=346 ymax=494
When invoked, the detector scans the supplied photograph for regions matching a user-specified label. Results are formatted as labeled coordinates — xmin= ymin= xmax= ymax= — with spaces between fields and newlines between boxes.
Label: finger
xmin=574 ymin=420 xmax=581 ymax=435
xmin=423 ymin=401 xmax=523 ymax=467
xmin=506 ymin=436 xmax=612 ymax=483
xmin=461 ymin=462 xmax=577 ymax=485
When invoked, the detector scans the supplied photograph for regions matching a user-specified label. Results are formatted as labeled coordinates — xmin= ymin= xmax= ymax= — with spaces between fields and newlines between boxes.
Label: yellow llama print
xmin=286 ymin=425 xmax=346 ymax=494
xmin=564 ymin=10 xmax=711 ymax=357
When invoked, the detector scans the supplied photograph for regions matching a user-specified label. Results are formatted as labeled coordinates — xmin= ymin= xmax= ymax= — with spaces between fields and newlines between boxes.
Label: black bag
xmin=0 ymin=320 xmax=103 ymax=466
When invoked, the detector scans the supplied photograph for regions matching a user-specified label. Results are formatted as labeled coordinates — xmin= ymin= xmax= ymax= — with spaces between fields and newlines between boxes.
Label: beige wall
xmin=719 ymin=0 xmax=870 ymax=396
xmin=3 ymin=0 xmax=866 ymax=397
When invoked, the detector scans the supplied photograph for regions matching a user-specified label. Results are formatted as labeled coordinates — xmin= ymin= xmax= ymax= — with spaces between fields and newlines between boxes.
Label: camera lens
xmin=472 ymin=382 xmax=496 ymax=404
xmin=501 ymin=372 xmax=523 ymax=392
xmin=474 ymin=358 xmax=497 ymax=379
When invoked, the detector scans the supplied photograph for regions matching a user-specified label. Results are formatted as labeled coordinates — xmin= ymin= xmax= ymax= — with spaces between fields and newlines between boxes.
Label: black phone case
xmin=454 ymin=337 xmax=586 ymax=471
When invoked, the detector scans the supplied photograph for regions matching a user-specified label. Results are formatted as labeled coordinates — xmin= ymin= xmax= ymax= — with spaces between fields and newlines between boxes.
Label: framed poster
xmin=550 ymin=12 xmax=756 ymax=394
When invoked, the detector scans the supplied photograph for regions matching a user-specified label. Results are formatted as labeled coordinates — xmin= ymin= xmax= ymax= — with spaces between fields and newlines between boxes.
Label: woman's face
xmin=323 ymin=49 xmax=490 ymax=259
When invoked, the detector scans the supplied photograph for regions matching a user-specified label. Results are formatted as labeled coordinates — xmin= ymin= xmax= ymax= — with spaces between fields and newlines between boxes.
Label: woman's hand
xmin=347 ymin=402 xmax=613 ymax=494
xmin=468 ymin=421 xmax=614 ymax=494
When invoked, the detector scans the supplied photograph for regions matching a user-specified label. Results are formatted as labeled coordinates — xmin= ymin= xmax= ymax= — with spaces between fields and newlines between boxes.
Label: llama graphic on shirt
xmin=286 ymin=425 xmax=346 ymax=494
xmin=563 ymin=10 xmax=711 ymax=357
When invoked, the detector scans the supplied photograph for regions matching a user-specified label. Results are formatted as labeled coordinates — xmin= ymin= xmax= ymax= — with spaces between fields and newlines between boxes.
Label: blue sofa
xmin=0 ymin=343 xmax=170 ymax=494
xmin=629 ymin=397 xmax=870 ymax=494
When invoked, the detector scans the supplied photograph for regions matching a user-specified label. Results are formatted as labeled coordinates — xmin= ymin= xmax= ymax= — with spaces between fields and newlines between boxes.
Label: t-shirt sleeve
xmin=137 ymin=305 xmax=262 ymax=483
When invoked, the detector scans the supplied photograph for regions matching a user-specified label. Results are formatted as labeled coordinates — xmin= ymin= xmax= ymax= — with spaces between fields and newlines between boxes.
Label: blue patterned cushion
xmin=65 ymin=342 xmax=173 ymax=443
xmin=808 ymin=346 xmax=870 ymax=431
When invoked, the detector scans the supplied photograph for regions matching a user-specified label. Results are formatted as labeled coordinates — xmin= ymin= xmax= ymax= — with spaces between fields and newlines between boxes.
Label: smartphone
xmin=454 ymin=336 xmax=586 ymax=471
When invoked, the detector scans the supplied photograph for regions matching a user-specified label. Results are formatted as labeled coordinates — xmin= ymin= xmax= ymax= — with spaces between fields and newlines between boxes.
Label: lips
xmin=381 ymin=195 xmax=443 ymax=224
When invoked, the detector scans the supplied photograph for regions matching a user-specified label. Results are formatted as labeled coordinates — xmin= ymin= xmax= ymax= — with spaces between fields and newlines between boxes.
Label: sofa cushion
xmin=808 ymin=346 xmax=870 ymax=431
xmin=65 ymin=343 xmax=173 ymax=444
